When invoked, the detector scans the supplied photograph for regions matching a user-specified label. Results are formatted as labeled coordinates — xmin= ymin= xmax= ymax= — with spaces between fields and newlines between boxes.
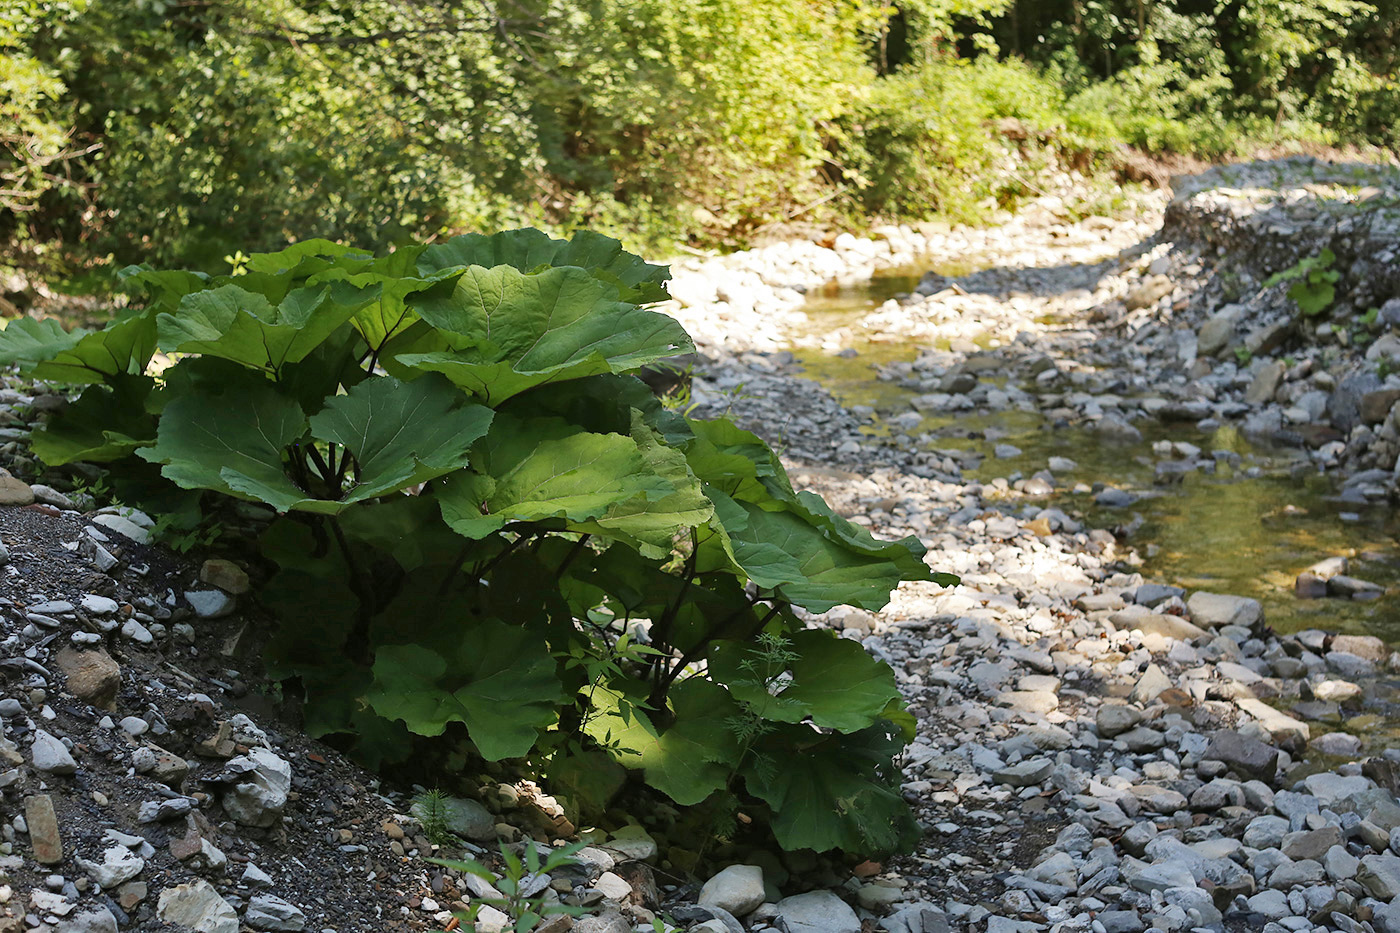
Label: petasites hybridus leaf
xmin=395 ymin=264 xmax=692 ymax=404
xmin=703 ymin=489 xmax=932 ymax=612
xmin=585 ymin=678 xmax=744 ymax=806
xmin=29 ymin=310 xmax=159 ymax=386
xmin=308 ymin=373 xmax=492 ymax=503
xmin=417 ymin=228 xmax=671 ymax=303
xmin=367 ymin=620 xmax=565 ymax=760
xmin=437 ymin=415 xmax=693 ymax=547
xmin=0 ymin=317 xmax=85 ymax=369
xmin=135 ymin=384 xmax=322 ymax=512
xmin=157 ymin=283 xmax=362 ymax=371
xmin=742 ymin=721 xmax=917 ymax=855
xmin=31 ymin=377 xmax=156 ymax=465
xmin=709 ymin=629 xmax=901 ymax=733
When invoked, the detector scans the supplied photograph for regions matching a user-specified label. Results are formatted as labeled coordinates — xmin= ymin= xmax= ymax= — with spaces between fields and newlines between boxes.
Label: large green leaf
xmin=245 ymin=238 xmax=373 ymax=275
xmin=135 ymin=383 xmax=322 ymax=512
xmin=742 ymin=721 xmax=916 ymax=855
xmin=30 ymin=310 xmax=159 ymax=385
xmin=157 ymin=283 xmax=363 ymax=371
xmin=587 ymin=678 xmax=744 ymax=806
xmin=0 ymin=317 xmax=86 ymax=369
xmin=367 ymin=621 xmax=565 ymax=760
xmin=709 ymin=629 xmax=901 ymax=732
xmin=308 ymin=373 xmax=492 ymax=502
xmin=437 ymin=415 xmax=685 ymax=544
xmin=704 ymin=490 xmax=927 ymax=611
xmin=31 ymin=377 xmax=156 ymax=465
xmin=418 ymin=229 xmax=671 ymax=303
xmin=119 ymin=265 xmax=211 ymax=314
xmin=396 ymin=264 xmax=692 ymax=404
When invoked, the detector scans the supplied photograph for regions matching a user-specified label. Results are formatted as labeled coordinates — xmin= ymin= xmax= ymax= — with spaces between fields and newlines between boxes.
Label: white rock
xmin=185 ymin=590 xmax=235 ymax=619
xmin=776 ymin=891 xmax=861 ymax=933
xmin=157 ymin=879 xmax=239 ymax=933
xmin=80 ymin=595 xmax=119 ymax=615
xmin=593 ymin=871 xmax=633 ymax=901
xmin=77 ymin=843 xmax=144 ymax=889
xmin=221 ymin=748 xmax=292 ymax=827
xmin=30 ymin=730 xmax=77 ymax=775
xmin=699 ymin=864 xmax=766 ymax=917
xmin=245 ymin=893 xmax=307 ymax=931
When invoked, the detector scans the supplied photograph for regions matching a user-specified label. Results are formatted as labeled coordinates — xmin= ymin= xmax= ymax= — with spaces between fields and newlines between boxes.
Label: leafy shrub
xmin=1266 ymin=248 xmax=1341 ymax=316
xmin=2 ymin=229 xmax=951 ymax=856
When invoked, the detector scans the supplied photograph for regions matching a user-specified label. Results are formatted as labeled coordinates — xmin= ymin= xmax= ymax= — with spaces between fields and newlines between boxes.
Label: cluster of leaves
xmin=2 ymin=229 xmax=951 ymax=856
xmin=428 ymin=840 xmax=590 ymax=933
xmin=1266 ymin=248 xmax=1341 ymax=316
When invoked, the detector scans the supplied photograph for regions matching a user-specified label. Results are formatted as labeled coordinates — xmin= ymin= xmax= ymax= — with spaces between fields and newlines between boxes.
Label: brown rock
xmin=149 ymin=744 xmax=190 ymax=788
xmin=117 ymin=881 xmax=148 ymax=910
xmin=199 ymin=559 xmax=250 ymax=596
xmin=1331 ymin=634 xmax=1389 ymax=662
xmin=0 ymin=470 xmax=34 ymax=506
xmin=194 ymin=721 xmax=236 ymax=758
xmin=25 ymin=793 xmax=63 ymax=864
xmin=54 ymin=646 xmax=122 ymax=709
xmin=1360 ymin=389 xmax=1400 ymax=424
xmin=1296 ymin=572 xmax=1329 ymax=599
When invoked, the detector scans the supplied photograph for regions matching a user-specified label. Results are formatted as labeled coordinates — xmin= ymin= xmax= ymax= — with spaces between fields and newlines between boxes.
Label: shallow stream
xmin=792 ymin=264 xmax=1400 ymax=757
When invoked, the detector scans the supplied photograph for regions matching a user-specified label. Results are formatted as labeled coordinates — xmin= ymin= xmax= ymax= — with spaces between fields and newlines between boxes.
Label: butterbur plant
xmin=1265 ymin=247 xmax=1340 ymax=316
xmin=1 ymin=229 xmax=955 ymax=856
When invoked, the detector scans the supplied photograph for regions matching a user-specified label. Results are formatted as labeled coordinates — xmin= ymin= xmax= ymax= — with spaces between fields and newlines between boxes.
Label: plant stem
xmin=328 ymin=516 xmax=377 ymax=664
xmin=648 ymin=599 xmax=777 ymax=710
xmin=554 ymin=534 xmax=591 ymax=576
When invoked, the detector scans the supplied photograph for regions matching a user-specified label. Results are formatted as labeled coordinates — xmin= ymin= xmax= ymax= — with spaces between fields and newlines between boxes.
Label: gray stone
xmin=1244 ymin=815 xmax=1291 ymax=850
xmin=1310 ymin=732 xmax=1362 ymax=757
xmin=1246 ymin=361 xmax=1287 ymax=404
xmin=1096 ymin=704 xmax=1142 ymax=738
xmin=219 ymin=748 xmax=292 ymax=828
xmin=1130 ymin=664 xmax=1172 ymax=704
xmin=699 ymin=865 xmax=765 ymax=917
xmin=1163 ymin=885 xmax=1223 ymax=925
xmin=77 ymin=843 xmax=145 ymax=889
xmin=1323 ymin=845 xmax=1359 ymax=881
xmin=1360 ymin=854 xmax=1400 ymax=900
xmin=1187 ymin=592 xmax=1262 ymax=629
xmin=604 ymin=824 xmax=657 ymax=861
xmin=410 ymin=795 xmax=495 ymax=843
xmin=245 ymin=894 xmax=307 ymax=931
xmin=1246 ymin=889 xmax=1291 ymax=920
xmin=775 ymin=891 xmax=861 ymax=933
xmin=1301 ymin=772 xmax=1372 ymax=805
xmin=1123 ymin=860 xmax=1196 ymax=893
xmin=157 ymin=879 xmax=239 ymax=933
xmin=30 ymin=729 xmax=77 ymax=775
xmin=1199 ymin=306 xmax=1244 ymax=356
xmin=1118 ymin=727 xmax=1166 ymax=752
xmin=993 ymin=758 xmax=1054 ymax=787
xmin=1097 ymin=911 xmax=1144 ymax=933
xmin=1205 ymin=731 xmax=1278 ymax=781
xmin=1282 ymin=826 xmax=1342 ymax=861
xmin=66 ymin=908 xmax=119 ymax=933
xmin=1269 ymin=859 xmax=1324 ymax=889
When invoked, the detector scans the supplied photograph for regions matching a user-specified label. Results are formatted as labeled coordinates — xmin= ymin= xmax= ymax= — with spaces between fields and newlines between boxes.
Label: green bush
xmin=2 ymin=229 xmax=952 ymax=856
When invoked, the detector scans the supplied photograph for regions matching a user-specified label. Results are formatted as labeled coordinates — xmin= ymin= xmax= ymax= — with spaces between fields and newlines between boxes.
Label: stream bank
xmin=683 ymin=157 xmax=1400 ymax=933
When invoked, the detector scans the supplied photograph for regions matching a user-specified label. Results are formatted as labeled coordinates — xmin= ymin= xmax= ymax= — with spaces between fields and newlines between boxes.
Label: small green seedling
xmin=429 ymin=840 xmax=589 ymax=933
xmin=1266 ymin=248 xmax=1340 ymax=316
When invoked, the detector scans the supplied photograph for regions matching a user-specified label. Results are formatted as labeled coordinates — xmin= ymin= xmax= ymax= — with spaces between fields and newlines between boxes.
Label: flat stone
xmin=1269 ymin=859 xmax=1324 ymax=889
xmin=593 ymin=871 xmax=633 ymax=901
xmin=245 ymin=894 xmax=307 ymax=931
xmin=157 ymin=879 xmax=239 ymax=933
xmin=1243 ymin=815 xmax=1290 ymax=850
xmin=1323 ymin=845 xmax=1360 ymax=882
xmin=91 ymin=513 xmax=149 ymax=543
xmin=200 ymin=558 xmax=251 ymax=595
xmin=77 ymin=843 xmax=145 ymax=889
xmin=993 ymin=758 xmax=1054 ymax=787
xmin=1309 ymin=732 xmax=1362 ymax=757
xmin=1359 ymin=854 xmax=1400 ymax=900
xmin=0 ymin=469 xmax=35 ymax=506
xmin=1096 ymin=704 xmax=1142 ymax=738
xmin=1187 ymin=592 xmax=1262 ymax=629
xmin=1115 ymin=607 xmax=1207 ymax=643
xmin=54 ymin=646 xmax=122 ymax=709
xmin=1301 ymin=772 xmax=1372 ymax=805
xmin=1246 ymin=889 xmax=1291 ymax=920
xmin=1236 ymin=698 xmax=1309 ymax=742
xmin=604 ymin=824 xmax=658 ymax=862
xmin=1331 ymin=634 xmax=1388 ymax=661
xmin=65 ymin=907 xmax=119 ymax=933
xmin=1123 ymin=860 xmax=1196 ymax=894
xmin=1131 ymin=664 xmax=1172 ymax=704
xmin=25 ymin=793 xmax=63 ymax=864
xmin=699 ymin=864 xmax=765 ymax=917
xmin=1282 ymin=826 xmax=1342 ymax=861
xmin=185 ymin=590 xmax=235 ymax=619
xmin=775 ymin=891 xmax=861 ymax=933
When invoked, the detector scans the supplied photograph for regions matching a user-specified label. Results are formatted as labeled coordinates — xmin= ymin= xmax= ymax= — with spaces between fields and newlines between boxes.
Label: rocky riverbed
xmin=3 ymin=156 xmax=1400 ymax=933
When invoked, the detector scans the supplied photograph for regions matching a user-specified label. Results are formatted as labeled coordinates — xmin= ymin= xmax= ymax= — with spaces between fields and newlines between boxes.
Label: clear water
xmin=790 ymin=261 xmax=1400 ymax=757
